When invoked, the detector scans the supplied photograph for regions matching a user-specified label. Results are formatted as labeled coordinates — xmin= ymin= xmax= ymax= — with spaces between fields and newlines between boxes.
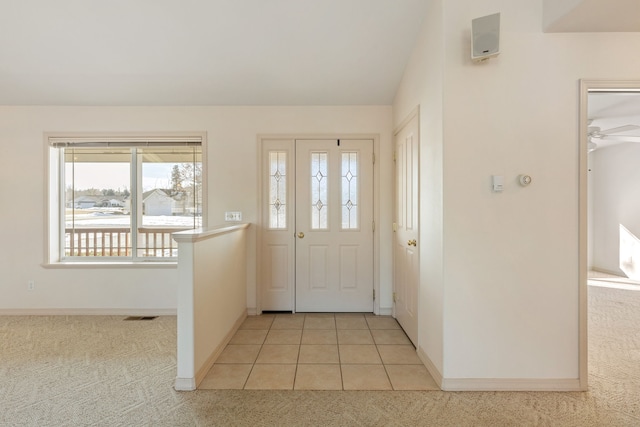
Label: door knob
xmin=297 ymin=232 xmax=305 ymax=239
xmin=407 ymin=239 xmax=417 ymax=247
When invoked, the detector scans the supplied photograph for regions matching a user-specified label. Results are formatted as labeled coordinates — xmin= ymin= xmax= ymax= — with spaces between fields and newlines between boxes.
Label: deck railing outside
xmin=65 ymin=227 xmax=189 ymax=257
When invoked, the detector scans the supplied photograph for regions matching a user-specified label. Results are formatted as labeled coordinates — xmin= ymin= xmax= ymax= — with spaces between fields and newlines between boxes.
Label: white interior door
xmin=295 ymin=139 xmax=374 ymax=312
xmin=394 ymin=114 xmax=419 ymax=345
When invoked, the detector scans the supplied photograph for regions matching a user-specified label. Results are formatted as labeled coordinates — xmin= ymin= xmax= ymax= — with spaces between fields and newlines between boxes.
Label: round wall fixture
xmin=518 ymin=174 xmax=532 ymax=186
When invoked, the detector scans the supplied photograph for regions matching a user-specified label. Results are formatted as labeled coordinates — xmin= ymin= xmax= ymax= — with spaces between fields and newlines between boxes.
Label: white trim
xmin=44 ymin=131 xmax=208 ymax=266
xmin=378 ymin=306 xmax=393 ymax=316
xmin=392 ymin=107 xmax=420 ymax=345
xmin=578 ymin=80 xmax=640 ymax=392
xmin=418 ymin=345 xmax=582 ymax=391
xmin=256 ymin=138 xmax=295 ymax=312
xmin=256 ymin=134 xmax=381 ymax=314
xmin=417 ymin=345 xmax=443 ymax=389
xmin=194 ymin=309 xmax=247 ymax=389
xmin=0 ymin=308 xmax=176 ymax=316
xmin=441 ymin=378 xmax=583 ymax=392
xmin=173 ymin=223 xmax=250 ymax=243
xmin=174 ymin=377 xmax=196 ymax=392
xmin=41 ymin=262 xmax=177 ymax=269
xmin=393 ymin=105 xmax=420 ymax=136
xmin=578 ymin=80 xmax=640 ymax=391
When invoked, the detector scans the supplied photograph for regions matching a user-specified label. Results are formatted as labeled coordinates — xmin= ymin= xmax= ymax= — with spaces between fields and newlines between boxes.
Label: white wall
xmin=0 ymin=106 xmax=393 ymax=313
xmin=394 ymin=0 xmax=640 ymax=386
xmin=393 ymin=0 xmax=445 ymax=375
xmin=174 ymin=224 xmax=249 ymax=390
xmin=591 ymin=143 xmax=640 ymax=275
xmin=542 ymin=0 xmax=582 ymax=31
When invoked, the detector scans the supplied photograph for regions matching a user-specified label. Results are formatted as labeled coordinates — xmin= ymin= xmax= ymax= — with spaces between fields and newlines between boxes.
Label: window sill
xmin=42 ymin=261 xmax=178 ymax=269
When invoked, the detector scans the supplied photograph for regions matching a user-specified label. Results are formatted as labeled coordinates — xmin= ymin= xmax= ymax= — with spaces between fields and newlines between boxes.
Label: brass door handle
xmin=297 ymin=232 xmax=305 ymax=239
xmin=407 ymin=239 xmax=417 ymax=247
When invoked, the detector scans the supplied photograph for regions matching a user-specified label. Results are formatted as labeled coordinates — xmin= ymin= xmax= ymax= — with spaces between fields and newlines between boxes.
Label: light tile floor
xmin=200 ymin=313 xmax=440 ymax=391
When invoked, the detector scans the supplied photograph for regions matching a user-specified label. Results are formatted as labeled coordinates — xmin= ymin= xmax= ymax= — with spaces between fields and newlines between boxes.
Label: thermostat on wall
xmin=518 ymin=175 xmax=532 ymax=186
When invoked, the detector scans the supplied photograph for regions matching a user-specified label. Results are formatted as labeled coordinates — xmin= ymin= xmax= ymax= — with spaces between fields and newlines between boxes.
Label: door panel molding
xmin=257 ymin=134 xmax=380 ymax=314
xmin=394 ymin=112 xmax=420 ymax=346
xmin=295 ymin=139 xmax=373 ymax=312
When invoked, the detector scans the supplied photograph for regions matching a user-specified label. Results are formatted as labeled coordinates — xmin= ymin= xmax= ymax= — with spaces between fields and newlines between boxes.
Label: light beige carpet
xmin=1 ymin=284 xmax=639 ymax=426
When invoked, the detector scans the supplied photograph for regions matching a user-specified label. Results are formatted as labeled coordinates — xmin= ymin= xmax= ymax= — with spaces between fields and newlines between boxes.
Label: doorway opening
xmin=580 ymin=80 xmax=640 ymax=390
xmin=586 ymin=87 xmax=640 ymax=282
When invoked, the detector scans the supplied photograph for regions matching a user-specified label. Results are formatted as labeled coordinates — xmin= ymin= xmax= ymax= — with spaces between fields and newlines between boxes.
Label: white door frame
xmin=579 ymin=80 xmax=640 ymax=391
xmin=257 ymin=134 xmax=381 ymax=314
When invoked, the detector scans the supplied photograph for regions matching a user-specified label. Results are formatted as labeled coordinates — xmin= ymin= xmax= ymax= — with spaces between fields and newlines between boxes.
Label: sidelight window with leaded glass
xmin=268 ymin=151 xmax=287 ymax=229
xmin=341 ymin=152 xmax=359 ymax=229
xmin=310 ymin=152 xmax=328 ymax=230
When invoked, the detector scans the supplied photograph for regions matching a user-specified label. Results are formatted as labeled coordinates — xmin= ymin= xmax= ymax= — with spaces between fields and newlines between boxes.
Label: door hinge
xmin=372 ymin=220 xmax=375 ymax=232
xmin=393 ymin=292 xmax=397 ymax=303
xmin=393 ymin=150 xmax=396 ymax=163
xmin=373 ymin=289 xmax=376 ymax=301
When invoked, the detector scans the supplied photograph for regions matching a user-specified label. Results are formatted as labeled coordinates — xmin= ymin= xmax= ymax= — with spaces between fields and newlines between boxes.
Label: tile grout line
xmin=335 ymin=320 xmax=344 ymax=390
xmin=371 ymin=318 xmax=395 ymax=390
xmin=219 ymin=312 xmax=418 ymax=391
xmin=292 ymin=321 xmax=302 ymax=391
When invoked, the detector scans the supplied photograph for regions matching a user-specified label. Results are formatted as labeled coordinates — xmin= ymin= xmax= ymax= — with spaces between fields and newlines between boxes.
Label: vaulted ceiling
xmin=0 ymin=1 xmax=638 ymax=106
xmin=544 ymin=0 xmax=640 ymax=32
xmin=0 ymin=0 xmax=428 ymax=105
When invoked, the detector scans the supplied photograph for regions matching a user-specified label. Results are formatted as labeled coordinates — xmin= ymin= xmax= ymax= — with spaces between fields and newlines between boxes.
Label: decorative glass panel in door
xmin=295 ymin=139 xmax=374 ymax=312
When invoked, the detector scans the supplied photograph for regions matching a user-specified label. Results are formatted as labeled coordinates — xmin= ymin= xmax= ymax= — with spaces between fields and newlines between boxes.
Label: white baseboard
xmin=247 ymin=307 xmax=258 ymax=316
xmin=415 ymin=347 xmax=580 ymax=391
xmin=441 ymin=378 xmax=583 ymax=392
xmin=589 ymin=266 xmax=624 ymax=276
xmin=194 ymin=309 xmax=247 ymax=389
xmin=0 ymin=308 xmax=177 ymax=316
xmin=174 ymin=377 xmax=196 ymax=391
xmin=417 ymin=345 xmax=443 ymax=389
xmin=378 ymin=306 xmax=393 ymax=316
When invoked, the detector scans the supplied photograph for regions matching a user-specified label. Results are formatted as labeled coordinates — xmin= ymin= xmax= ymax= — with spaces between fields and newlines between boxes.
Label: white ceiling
xmin=2 ymin=1 xmax=639 ymax=107
xmin=589 ymin=92 xmax=640 ymax=150
xmin=0 ymin=0 xmax=428 ymax=106
xmin=544 ymin=0 xmax=640 ymax=32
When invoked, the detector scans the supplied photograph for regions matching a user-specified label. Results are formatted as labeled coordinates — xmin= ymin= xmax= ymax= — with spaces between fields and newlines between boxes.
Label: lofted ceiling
xmin=1 ymin=1 xmax=639 ymax=107
xmin=0 ymin=0 xmax=428 ymax=106
xmin=544 ymin=0 xmax=640 ymax=32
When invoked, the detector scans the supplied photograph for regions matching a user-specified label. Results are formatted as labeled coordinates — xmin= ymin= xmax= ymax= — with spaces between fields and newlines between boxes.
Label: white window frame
xmin=44 ymin=132 xmax=207 ymax=266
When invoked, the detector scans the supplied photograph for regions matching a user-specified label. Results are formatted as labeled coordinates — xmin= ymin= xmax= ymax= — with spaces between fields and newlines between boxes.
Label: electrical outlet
xmin=27 ymin=280 xmax=35 ymax=291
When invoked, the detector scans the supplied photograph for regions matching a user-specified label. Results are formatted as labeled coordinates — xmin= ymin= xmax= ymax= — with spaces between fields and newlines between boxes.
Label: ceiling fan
xmin=587 ymin=123 xmax=640 ymax=152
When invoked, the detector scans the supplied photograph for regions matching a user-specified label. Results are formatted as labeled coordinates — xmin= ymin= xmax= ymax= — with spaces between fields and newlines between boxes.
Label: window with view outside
xmin=62 ymin=144 xmax=202 ymax=260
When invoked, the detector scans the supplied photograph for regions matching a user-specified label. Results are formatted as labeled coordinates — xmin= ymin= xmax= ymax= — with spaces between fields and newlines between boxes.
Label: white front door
xmin=295 ymin=139 xmax=374 ymax=312
xmin=394 ymin=114 xmax=419 ymax=345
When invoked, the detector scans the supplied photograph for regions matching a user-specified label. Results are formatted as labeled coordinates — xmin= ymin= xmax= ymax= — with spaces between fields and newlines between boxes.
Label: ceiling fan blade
xmin=601 ymin=135 xmax=640 ymax=142
xmin=600 ymin=125 xmax=640 ymax=135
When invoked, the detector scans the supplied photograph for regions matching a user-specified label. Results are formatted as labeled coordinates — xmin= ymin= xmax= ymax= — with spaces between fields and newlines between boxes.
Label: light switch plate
xmin=225 ymin=211 xmax=242 ymax=222
xmin=492 ymin=175 xmax=504 ymax=192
